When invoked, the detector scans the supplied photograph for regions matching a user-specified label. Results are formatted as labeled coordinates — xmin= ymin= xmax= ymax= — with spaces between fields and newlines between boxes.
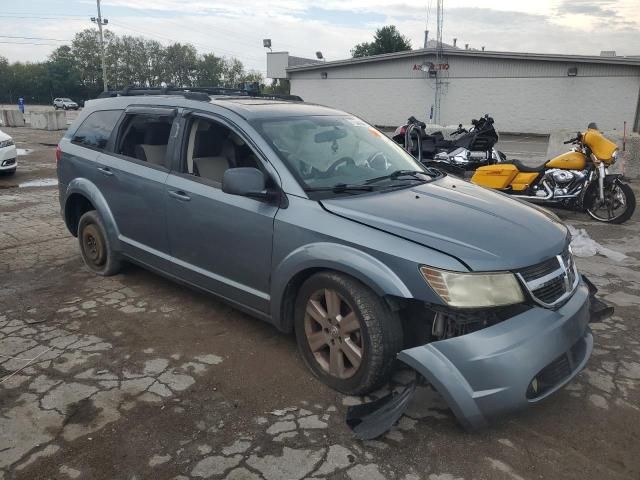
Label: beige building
xmin=268 ymin=49 xmax=640 ymax=134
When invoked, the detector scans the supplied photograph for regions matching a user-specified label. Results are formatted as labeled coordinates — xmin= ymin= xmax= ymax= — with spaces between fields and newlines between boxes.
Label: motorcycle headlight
xmin=0 ymin=139 xmax=14 ymax=148
xmin=420 ymin=266 xmax=524 ymax=308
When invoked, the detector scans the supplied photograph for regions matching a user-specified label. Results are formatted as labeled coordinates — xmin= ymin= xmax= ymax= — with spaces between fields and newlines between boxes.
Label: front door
xmin=164 ymin=115 xmax=278 ymax=314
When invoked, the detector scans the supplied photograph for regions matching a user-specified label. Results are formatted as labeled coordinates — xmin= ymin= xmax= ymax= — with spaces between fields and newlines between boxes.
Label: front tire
xmin=77 ymin=210 xmax=122 ymax=276
xmin=585 ymin=181 xmax=636 ymax=224
xmin=294 ymin=272 xmax=403 ymax=395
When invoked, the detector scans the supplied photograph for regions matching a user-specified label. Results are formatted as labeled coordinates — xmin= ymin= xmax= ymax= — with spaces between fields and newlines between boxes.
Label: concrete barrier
xmin=547 ymin=129 xmax=640 ymax=180
xmin=29 ymin=111 xmax=67 ymax=131
xmin=0 ymin=109 xmax=25 ymax=127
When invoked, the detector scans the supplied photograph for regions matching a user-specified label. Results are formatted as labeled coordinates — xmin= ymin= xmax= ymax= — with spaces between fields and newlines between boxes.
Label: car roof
xmin=211 ymin=97 xmax=349 ymax=119
xmin=84 ymin=94 xmax=350 ymax=121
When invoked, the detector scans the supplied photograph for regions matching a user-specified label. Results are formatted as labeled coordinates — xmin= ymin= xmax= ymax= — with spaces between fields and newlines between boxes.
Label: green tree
xmin=164 ymin=43 xmax=198 ymax=87
xmin=48 ymin=45 xmax=80 ymax=97
xmin=0 ymin=30 xmax=260 ymax=103
xmin=196 ymin=53 xmax=225 ymax=86
xmin=71 ymin=29 xmax=114 ymax=96
xmin=221 ymin=57 xmax=244 ymax=87
xmin=351 ymin=25 xmax=411 ymax=58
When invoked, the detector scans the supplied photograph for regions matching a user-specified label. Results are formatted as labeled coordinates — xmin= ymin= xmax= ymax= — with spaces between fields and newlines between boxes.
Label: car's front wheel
xmin=78 ymin=210 xmax=122 ymax=276
xmin=294 ymin=272 xmax=403 ymax=395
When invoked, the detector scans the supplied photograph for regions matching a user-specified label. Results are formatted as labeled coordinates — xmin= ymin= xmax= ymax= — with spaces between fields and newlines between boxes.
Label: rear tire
xmin=294 ymin=271 xmax=403 ymax=395
xmin=78 ymin=210 xmax=122 ymax=276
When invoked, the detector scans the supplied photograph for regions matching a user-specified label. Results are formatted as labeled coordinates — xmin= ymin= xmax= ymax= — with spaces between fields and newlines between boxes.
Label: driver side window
xmin=183 ymin=117 xmax=261 ymax=187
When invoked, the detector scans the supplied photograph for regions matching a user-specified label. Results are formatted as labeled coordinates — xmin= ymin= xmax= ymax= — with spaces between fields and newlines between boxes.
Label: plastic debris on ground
xmin=568 ymin=225 xmax=628 ymax=262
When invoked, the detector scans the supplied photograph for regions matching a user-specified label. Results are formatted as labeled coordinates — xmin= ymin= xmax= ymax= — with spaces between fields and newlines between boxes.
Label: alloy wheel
xmin=303 ymin=288 xmax=364 ymax=379
xmin=587 ymin=184 xmax=628 ymax=222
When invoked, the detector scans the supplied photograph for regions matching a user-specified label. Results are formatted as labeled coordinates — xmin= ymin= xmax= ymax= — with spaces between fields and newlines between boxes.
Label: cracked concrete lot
xmin=1 ymin=127 xmax=640 ymax=480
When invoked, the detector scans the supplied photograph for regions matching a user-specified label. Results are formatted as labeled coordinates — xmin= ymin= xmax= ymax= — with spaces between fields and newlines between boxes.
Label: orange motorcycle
xmin=471 ymin=123 xmax=636 ymax=223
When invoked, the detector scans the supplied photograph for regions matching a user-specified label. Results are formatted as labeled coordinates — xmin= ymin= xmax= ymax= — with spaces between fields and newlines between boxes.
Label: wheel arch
xmin=271 ymin=242 xmax=413 ymax=333
xmin=63 ymin=178 xmax=120 ymax=248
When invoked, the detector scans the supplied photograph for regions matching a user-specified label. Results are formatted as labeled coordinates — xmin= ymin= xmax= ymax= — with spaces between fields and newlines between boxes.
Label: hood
xmin=0 ymin=130 xmax=11 ymax=142
xmin=321 ymin=176 xmax=568 ymax=271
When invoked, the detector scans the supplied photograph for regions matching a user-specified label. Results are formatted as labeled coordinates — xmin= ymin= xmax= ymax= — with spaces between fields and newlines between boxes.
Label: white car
xmin=0 ymin=129 xmax=17 ymax=175
xmin=53 ymin=97 xmax=79 ymax=110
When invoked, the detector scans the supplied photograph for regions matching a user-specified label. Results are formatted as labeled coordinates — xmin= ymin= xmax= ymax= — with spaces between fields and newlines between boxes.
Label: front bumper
xmin=398 ymin=279 xmax=593 ymax=430
xmin=0 ymin=145 xmax=17 ymax=170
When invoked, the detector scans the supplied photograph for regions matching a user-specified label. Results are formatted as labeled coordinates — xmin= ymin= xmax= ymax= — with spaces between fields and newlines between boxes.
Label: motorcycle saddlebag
xmin=471 ymin=164 xmax=519 ymax=189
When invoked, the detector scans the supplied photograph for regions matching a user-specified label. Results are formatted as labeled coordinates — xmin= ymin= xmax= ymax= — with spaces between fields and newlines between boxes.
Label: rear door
xmin=94 ymin=106 xmax=177 ymax=262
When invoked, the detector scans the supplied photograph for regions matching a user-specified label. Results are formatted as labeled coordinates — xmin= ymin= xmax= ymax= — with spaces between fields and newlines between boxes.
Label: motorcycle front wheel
xmin=585 ymin=181 xmax=636 ymax=224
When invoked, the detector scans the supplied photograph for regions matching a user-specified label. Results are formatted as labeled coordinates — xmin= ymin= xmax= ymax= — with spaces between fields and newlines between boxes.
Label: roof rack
xmin=96 ymin=86 xmax=303 ymax=102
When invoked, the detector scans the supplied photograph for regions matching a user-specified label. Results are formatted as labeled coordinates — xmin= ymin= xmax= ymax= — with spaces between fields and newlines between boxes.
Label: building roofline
xmin=286 ymin=48 xmax=640 ymax=72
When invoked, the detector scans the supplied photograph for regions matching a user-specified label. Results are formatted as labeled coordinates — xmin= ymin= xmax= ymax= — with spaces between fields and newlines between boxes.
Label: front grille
xmin=532 ymin=276 xmax=566 ymax=304
xmin=519 ymin=256 xmax=560 ymax=282
xmin=517 ymin=248 xmax=579 ymax=308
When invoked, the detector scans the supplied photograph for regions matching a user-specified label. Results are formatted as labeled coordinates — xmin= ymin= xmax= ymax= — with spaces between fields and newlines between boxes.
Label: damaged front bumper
xmin=349 ymin=278 xmax=609 ymax=438
xmin=399 ymin=280 xmax=593 ymax=430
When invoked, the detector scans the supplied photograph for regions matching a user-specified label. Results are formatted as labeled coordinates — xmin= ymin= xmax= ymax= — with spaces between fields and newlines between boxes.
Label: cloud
xmin=0 ymin=0 xmax=638 ymax=74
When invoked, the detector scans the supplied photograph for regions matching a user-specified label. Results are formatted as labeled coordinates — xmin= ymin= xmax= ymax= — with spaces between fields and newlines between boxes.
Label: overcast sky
xmin=1 ymin=0 xmax=639 ymax=76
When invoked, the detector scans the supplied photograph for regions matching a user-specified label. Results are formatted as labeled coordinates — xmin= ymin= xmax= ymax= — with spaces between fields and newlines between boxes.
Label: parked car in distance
xmin=0 ymin=129 xmax=17 ymax=175
xmin=57 ymin=88 xmax=606 ymax=431
xmin=53 ymin=98 xmax=79 ymax=110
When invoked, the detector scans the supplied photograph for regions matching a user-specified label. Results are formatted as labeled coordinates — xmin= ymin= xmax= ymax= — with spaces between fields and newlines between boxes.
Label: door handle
xmin=169 ymin=190 xmax=191 ymax=202
xmin=97 ymin=166 xmax=113 ymax=176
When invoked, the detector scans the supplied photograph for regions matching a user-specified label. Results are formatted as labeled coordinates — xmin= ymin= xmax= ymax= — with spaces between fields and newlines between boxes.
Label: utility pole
xmin=434 ymin=0 xmax=444 ymax=125
xmin=91 ymin=0 xmax=108 ymax=92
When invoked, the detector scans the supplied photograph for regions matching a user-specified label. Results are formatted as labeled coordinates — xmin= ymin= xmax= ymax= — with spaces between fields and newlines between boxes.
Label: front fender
xmin=270 ymin=242 xmax=413 ymax=329
xmin=64 ymin=178 xmax=120 ymax=249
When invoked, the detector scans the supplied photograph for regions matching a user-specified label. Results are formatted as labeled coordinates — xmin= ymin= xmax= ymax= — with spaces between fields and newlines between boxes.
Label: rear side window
xmin=115 ymin=114 xmax=173 ymax=169
xmin=72 ymin=110 xmax=122 ymax=150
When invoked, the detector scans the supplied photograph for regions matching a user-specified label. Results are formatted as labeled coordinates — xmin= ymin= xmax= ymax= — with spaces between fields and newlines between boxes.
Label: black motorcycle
xmin=393 ymin=114 xmax=504 ymax=175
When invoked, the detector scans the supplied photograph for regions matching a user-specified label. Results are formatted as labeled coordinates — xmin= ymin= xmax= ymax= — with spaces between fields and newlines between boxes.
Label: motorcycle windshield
xmin=582 ymin=128 xmax=617 ymax=162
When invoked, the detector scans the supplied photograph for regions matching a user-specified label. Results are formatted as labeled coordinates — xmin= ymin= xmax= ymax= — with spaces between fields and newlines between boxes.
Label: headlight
xmin=420 ymin=266 xmax=524 ymax=308
xmin=0 ymin=139 xmax=14 ymax=148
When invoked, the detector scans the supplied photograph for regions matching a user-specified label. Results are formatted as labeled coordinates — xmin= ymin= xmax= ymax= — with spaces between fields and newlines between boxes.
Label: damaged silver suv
xmin=57 ymin=87 xmax=611 ymax=435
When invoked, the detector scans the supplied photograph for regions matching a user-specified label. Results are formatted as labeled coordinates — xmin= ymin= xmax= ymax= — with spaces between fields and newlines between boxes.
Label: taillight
xmin=55 ymin=145 xmax=62 ymax=163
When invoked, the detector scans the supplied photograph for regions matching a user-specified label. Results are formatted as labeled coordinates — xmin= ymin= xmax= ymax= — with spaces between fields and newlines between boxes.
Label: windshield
xmin=255 ymin=115 xmax=431 ymax=192
xmin=62 ymin=98 xmax=73 ymax=102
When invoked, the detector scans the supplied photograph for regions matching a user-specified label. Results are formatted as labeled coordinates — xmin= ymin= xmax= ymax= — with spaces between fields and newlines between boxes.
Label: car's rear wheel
xmin=78 ymin=210 xmax=121 ymax=276
xmin=294 ymin=272 xmax=403 ymax=395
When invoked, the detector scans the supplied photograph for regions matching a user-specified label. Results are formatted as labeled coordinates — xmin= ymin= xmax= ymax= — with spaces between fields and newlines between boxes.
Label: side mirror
xmin=222 ymin=167 xmax=269 ymax=199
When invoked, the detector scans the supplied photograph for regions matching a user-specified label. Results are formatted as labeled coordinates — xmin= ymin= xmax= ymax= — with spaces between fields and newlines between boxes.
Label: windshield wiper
xmin=304 ymin=183 xmax=374 ymax=193
xmin=365 ymin=169 xmax=436 ymax=185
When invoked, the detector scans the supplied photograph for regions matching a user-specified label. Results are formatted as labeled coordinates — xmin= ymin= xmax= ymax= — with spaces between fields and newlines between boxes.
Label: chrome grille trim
xmin=516 ymin=249 xmax=580 ymax=308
